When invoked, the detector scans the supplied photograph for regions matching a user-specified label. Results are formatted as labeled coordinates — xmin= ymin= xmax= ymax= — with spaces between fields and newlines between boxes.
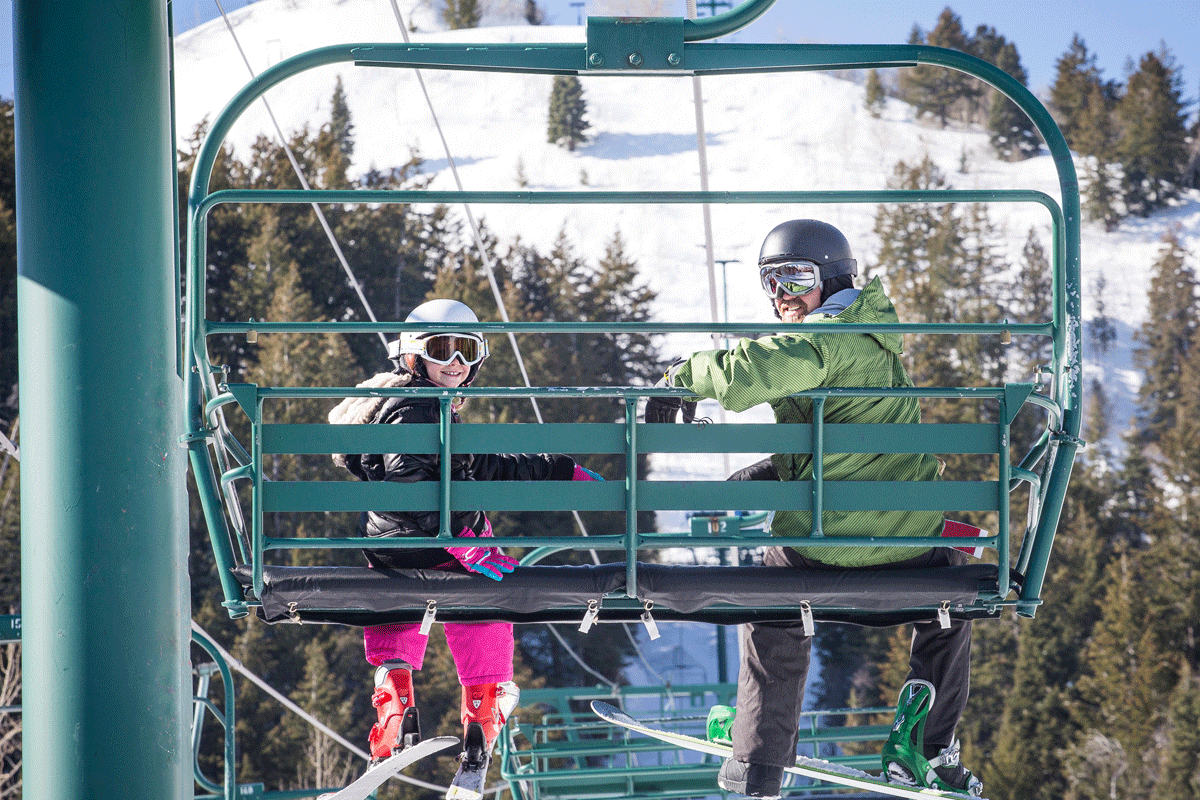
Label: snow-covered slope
xmin=174 ymin=0 xmax=1200 ymax=451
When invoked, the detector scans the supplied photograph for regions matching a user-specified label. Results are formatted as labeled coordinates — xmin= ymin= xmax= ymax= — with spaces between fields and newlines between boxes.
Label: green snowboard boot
xmin=881 ymin=680 xmax=982 ymax=796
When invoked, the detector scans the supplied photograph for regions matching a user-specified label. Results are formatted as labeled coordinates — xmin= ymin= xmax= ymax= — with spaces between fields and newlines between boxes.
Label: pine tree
xmin=177 ymin=119 xmax=254 ymax=348
xmin=1049 ymin=37 xmax=1123 ymax=228
xmin=1081 ymin=276 xmax=1116 ymax=472
xmin=871 ymin=155 xmax=958 ymax=321
xmin=1007 ymin=228 xmax=1054 ymax=376
xmin=898 ymin=10 xmax=981 ymax=127
xmin=872 ymin=158 xmax=1011 ymax=509
xmin=1083 ymin=376 xmax=1115 ymax=481
xmin=1108 ymin=425 xmax=1159 ymax=547
xmin=986 ymin=502 xmax=1105 ymax=799
xmin=315 ymin=76 xmax=355 ymax=189
xmin=1004 ymin=228 xmax=1054 ymax=473
xmin=1067 ymin=551 xmax=1165 ymax=798
xmin=864 ymin=68 xmax=886 ymax=117
xmin=1116 ymin=49 xmax=1190 ymax=216
xmin=442 ymin=0 xmax=482 ymax=29
xmin=809 ymin=623 xmax=890 ymax=715
xmin=278 ymin=639 xmax=358 ymax=791
xmin=985 ymin=40 xmax=1040 ymax=160
xmin=524 ymin=0 xmax=545 ymax=25
xmin=1160 ymin=668 xmax=1200 ymax=800
xmin=243 ymin=260 xmax=361 ymax=555
xmin=1076 ymin=79 xmax=1122 ymax=230
xmin=1132 ymin=230 xmax=1197 ymax=452
xmin=1050 ymin=35 xmax=1103 ymax=149
xmin=1171 ymin=320 xmax=1200 ymax=509
xmin=190 ymin=86 xmax=443 ymax=378
xmin=547 ymin=75 xmax=590 ymax=151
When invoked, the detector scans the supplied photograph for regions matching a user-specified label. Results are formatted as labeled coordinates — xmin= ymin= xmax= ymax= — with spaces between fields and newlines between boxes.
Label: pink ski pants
xmin=364 ymin=621 xmax=514 ymax=685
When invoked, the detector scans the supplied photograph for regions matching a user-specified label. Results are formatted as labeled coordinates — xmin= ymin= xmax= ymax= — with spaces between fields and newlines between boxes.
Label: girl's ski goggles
xmin=759 ymin=261 xmax=821 ymax=299
xmin=415 ymin=333 xmax=489 ymax=366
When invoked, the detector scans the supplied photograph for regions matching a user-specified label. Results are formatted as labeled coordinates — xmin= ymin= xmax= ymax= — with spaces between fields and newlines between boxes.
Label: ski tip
xmin=427 ymin=735 xmax=462 ymax=752
xmin=590 ymin=700 xmax=635 ymax=725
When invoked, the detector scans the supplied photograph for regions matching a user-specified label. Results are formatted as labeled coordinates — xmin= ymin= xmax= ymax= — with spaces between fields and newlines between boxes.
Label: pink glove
xmin=573 ymin=465 xmax=604 ymax=481
xmin=444 ymin=519 xmax=517 ymax=581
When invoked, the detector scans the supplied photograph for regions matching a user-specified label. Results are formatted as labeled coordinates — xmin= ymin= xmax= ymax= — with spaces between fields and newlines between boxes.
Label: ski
xmin=318 ymin=735 xmax=458 ymax=800
xmin=445 ymin=757 xmax=489 ymax=800
xmin=591 ymin=701 xmax=984 ymax=800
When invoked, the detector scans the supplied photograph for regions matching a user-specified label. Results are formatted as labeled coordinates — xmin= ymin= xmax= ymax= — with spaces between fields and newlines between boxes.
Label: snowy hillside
xmin=174 ymin=0 xmax=1200 ymax=454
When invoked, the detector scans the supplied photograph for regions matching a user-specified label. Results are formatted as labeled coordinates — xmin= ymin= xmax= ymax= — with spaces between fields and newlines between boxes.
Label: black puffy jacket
xmin=334 ymin=374 xmax=576 ymax=569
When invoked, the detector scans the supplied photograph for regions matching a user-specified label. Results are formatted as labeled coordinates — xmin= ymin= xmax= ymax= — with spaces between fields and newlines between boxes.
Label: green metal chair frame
xmin=182 ymin=0 xmax=1082 ymax=625
xmin=501 ymin=684 xmax=894 ymax=800
xmin=190 ymin=627 xmax=351 ymax=800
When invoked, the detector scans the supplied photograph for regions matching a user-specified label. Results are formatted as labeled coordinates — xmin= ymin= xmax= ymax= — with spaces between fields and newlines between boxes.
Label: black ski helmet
xmin=758 ymin=219 xmax=858 ymax=313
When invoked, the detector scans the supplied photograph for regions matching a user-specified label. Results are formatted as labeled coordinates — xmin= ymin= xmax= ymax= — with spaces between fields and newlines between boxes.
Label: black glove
xmin=645 ymin=394 xmax=698 ymax=423
xmin=645 ymin=356 xmax=698 ymax=423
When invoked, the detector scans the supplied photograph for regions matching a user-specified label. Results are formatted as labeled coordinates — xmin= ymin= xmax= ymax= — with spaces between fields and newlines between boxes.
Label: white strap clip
xmin=579 ymin=599 xmax=600 ymax=633
xmin=419 ymin=600 xmax=437 ymax=636
xmin=640 ymin=601 xmax=660 ymax=640
xmin=800 ymin=601 xmax=815 ymax=637
xmin=937 ymin=601 xmax=951 ymax=630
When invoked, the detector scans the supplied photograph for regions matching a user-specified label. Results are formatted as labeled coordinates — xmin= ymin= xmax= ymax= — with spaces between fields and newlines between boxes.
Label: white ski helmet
xmin=388 ymin=298 xmax=489 ymax=384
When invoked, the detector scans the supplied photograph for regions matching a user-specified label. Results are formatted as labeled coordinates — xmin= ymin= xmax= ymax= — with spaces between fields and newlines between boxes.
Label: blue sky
xmin=3 ymin=0 xmax=1199 ymax=109
xmin=530 ymin=0 xmax=1200 ymax=97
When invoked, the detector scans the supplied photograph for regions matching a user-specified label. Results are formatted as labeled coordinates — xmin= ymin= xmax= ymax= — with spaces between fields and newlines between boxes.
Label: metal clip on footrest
xmin=579 ymin=599 xmax=600 ymax=633
xmin=419 ymin=600 xmax=437 ymax=636
xmin=640 ymin=600 xmax=660 ymax=640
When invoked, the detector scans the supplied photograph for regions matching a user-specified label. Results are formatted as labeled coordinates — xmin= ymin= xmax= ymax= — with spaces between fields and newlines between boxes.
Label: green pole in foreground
xmin=15 ymin=2 xmax=190 ymax=798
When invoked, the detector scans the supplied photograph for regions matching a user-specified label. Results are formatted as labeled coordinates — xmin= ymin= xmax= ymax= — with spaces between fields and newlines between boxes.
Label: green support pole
xmin=15 ymin=2 xmax=190 ymax=799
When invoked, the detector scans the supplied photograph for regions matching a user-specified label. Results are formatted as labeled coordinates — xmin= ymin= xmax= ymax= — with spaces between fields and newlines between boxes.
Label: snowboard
xmin=591 ymin=701 xmax=982 ymax=800
xmin=318 ymin=736 xmax=459 ymax=800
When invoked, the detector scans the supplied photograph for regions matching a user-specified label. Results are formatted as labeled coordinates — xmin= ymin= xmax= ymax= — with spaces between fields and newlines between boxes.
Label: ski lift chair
xmin=182 ymin=0 xmax=1082 ymax=709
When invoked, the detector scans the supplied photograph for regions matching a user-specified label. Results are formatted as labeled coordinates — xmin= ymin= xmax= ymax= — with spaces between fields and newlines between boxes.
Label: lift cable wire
xmin=386 ymin=0 xmax=546 ymax=421
xmin=382 ymin=4 xmax=606 ymax=553
xmin=190 ymin=621 xmax=451 ymax=793
xmin=545 ymin=624 xmax=619 ymax=690
xmin=213 ymin=0 xmax=389 ymax=352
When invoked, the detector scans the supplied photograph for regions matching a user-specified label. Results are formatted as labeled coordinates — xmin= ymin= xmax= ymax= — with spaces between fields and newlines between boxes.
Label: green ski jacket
xmin=672 ymin=277 xmax=943 ymax=567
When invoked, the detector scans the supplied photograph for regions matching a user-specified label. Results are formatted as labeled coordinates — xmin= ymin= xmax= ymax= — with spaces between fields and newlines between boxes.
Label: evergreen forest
xmin=2 ymin=5 xmax=1200 ymax=798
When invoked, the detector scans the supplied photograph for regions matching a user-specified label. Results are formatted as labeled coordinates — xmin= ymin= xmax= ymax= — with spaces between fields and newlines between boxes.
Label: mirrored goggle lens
xmin=760 ymin=262 xmax=819 ymax=298
xmin=422 ymin=334 xmax=486 ymax=365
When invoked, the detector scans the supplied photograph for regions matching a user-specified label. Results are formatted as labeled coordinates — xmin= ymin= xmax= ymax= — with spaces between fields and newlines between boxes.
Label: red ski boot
xmin=446 ymin=681 xmax=519 ymax=800
xmin=368 ymin=665 xmax=420 ymax=762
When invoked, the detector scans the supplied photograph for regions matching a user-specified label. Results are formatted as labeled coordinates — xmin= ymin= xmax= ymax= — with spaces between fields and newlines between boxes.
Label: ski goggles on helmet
xmin=413 ymin=333 xmax=489 ymax=366
xmin=759 ymin=261 xmax=821 ymax=299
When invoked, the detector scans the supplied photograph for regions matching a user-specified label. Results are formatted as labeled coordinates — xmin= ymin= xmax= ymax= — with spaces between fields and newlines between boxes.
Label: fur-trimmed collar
xmin=328 ymin=371 xmax=412 ymax=469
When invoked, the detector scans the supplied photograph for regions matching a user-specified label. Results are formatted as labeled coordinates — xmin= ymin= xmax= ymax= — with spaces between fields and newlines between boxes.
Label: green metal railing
xmin=183 ymin=0 xmax=1081 ymax=626
xmin=502 ymin=683 xmax=894 ymax=800
xmin=191 ymin=627 xmax=347 ymax=800
xmin=213 ymin=381 xmax=1037 ymax=617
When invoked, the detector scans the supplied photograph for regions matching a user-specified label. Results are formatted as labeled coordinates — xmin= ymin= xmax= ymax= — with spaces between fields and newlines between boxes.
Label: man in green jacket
xmin=647 ymin=220 xmax=981 ymax=798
